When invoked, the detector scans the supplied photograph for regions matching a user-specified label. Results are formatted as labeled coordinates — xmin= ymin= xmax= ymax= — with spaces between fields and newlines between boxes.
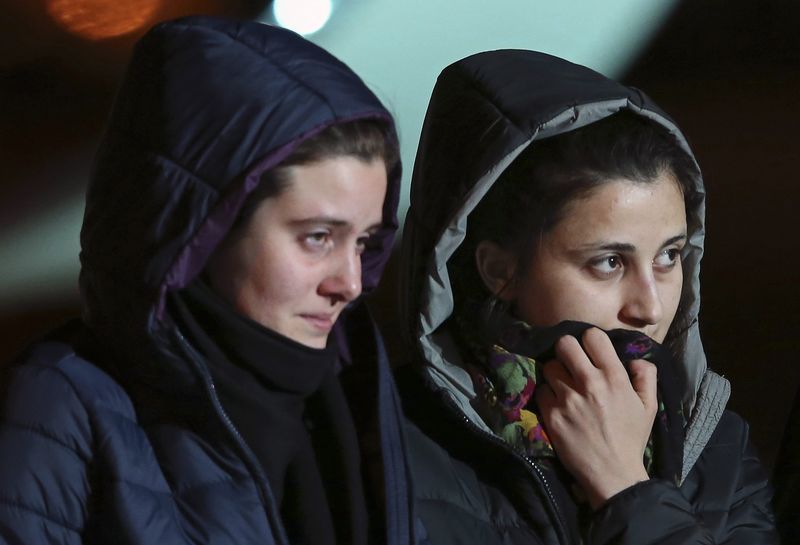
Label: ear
xmin=474 ymin=241 xmax=517 ymax=301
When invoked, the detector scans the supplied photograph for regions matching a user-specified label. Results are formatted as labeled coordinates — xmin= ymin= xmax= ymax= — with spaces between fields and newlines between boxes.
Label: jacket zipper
xmin=174 ymin=330 xmax=291 ymax=545
xmin=441 ymin=394 xmax=572 ymax=545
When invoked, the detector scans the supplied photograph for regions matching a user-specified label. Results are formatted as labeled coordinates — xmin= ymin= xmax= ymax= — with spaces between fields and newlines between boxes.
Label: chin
xmin=298 ymin=334 xmax=328 ymax=349
xmin=651 ymin=331 xmax=668 ymax=343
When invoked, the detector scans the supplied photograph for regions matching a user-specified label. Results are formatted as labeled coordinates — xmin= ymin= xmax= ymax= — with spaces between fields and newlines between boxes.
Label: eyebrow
xmin=290 ymin=216 xmax=383 ymax=232
xmin=576 ymin=233 xmax=687 ymax=253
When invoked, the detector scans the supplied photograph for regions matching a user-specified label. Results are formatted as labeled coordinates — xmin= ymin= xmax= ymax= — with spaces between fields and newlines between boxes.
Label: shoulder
xmin=684 ymin=409 xmax=771 ymax=500
xmin=4 ymin=339 xmax=134 ymax=407
xmin=397 ymin=369 xmax=494 ymax=518
xmin=405 ymin=418 xmax=545 ymax=544
xmin=2 ymin=339 xmax=136 ymax=456
xmin=704 ymin=410 xmax=760 ymax=463
xmin=398 ymin=370 xmax=548 ymax=544
xmin=689 ymin=408 xmax=755 ymax=464
xmin=0 ymin=339 xmax=140 ymax=540
xmin=680 ymin=409 xmax=778 ymax=539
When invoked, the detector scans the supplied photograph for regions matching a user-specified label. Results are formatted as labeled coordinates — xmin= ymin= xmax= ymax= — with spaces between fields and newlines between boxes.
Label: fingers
xmin=535 ymin=329 xmax=660 ymax=509
xmin=552 ymin=334 xmax=596 ymax=383
xmin=544 ymin=328 xmax=657 ymax=412
xmin=535 ymin=382 xmax=557 ymax=413
xmin=552 ymin=329 xmax=626 ymax=384
xmin=541 ymin=359 xmax=573 ymax=400
xmin=628 ymin=359 xmax=659 ymax=416
xmin=580 ymin=328 xmax=627 ymax=376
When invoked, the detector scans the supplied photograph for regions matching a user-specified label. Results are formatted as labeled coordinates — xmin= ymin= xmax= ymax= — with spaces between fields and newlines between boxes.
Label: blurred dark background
xmin=622 ymin=0 xmax=800 ymax=471
xmin=1 ymin=0 xmax=798 ymax=472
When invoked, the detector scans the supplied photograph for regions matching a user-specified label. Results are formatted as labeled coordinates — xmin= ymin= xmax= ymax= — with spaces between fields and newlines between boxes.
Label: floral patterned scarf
xmin=465 ymin=317 xmax=684 ymax=483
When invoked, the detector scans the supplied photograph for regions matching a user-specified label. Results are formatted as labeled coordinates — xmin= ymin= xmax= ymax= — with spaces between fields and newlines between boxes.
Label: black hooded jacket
xmin=398 ymin=50 xmax=778 ymax=545
xmin=0 ymin=17 xmax=422 ymax=545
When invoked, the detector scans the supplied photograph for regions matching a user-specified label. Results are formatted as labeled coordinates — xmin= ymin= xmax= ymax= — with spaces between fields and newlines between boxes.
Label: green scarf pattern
xmin=466 ymin=319 xmax=678 ymax=475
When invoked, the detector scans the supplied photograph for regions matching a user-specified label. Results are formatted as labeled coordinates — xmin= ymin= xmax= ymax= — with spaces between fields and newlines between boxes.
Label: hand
xmin=535 ymin=327 xmax=658 ymax=510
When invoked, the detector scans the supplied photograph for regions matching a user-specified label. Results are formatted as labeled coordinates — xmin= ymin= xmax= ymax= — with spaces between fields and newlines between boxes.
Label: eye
xmin=302 ymin=230 xmax=332 ymax=251
xmin=355 ymin=237 xmax=368 ymax=255
xmin=654 ymin=248 xmax=681 ymax=270
xmin=589 ymin=255 xmax=623 ymax=277
xmin=355 ymin=233 xmax=379 ymax=255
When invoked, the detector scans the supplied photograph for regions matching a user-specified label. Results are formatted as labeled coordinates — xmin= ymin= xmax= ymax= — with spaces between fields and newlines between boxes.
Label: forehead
xmin=255 ymin=156 xmax=387 ymax=223
xmin=555 ymin=175 xmax=686 ymax=240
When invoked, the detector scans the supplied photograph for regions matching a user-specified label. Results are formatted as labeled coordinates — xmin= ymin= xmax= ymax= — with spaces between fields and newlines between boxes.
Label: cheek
xmin=513 ymin=271 xmax=619 ymax=328
xmin=230 ymin=246 xmax=304 ymax=321
xmin=663 ymin=271 xmax=684 ymax=325
xmin=513 ymin=270 xmax=582 ymax=326
xmin=244 ymin=261 xmax=301 ymax=307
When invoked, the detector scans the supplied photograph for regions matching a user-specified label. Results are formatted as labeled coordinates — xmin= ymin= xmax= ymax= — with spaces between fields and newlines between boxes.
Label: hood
xmin=399 ymin=50 xmax=707 ymax=428
xmin=79 ymin=16 xmax=400 ymax=360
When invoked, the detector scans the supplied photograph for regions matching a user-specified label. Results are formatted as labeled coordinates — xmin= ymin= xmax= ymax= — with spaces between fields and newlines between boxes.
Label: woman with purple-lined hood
xmin=0 ymin=16 xmax=422 ymax=545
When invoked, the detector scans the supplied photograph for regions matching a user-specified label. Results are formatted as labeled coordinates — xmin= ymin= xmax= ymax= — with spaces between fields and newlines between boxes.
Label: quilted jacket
xmin=0 ymin=17 xmax=420 ymax=545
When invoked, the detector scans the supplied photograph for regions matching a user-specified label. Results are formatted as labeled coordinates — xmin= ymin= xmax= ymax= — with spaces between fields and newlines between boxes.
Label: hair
xmin=450 ymin=111 xmax=701 ymax=351
xmin=234 ymin=118 xmax=399 ymax=230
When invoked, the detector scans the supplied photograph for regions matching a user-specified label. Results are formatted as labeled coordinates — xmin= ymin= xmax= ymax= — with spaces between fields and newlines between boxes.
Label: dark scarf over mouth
xmin=461 ymin=313 xmax=685 ymax=487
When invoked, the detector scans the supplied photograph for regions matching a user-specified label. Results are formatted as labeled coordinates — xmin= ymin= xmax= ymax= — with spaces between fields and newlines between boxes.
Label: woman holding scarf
xmin=0 ymin=17 xmax=420 ymax=545
xmin=398 ymin=50 xmax=779 ymax=544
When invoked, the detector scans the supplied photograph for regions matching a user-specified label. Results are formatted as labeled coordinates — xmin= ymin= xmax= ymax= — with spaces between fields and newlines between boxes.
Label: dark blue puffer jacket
xmin=0 ymin=17 xmax=421 ymax=545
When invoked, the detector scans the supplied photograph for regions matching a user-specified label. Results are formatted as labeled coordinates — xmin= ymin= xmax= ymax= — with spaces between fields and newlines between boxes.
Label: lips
xmin=300 ymin=313 xmax=336 ymax=331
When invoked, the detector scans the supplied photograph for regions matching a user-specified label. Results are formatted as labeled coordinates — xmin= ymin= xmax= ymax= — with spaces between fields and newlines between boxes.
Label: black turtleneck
xmin=169 ymin=279 xmax=368 ymax=545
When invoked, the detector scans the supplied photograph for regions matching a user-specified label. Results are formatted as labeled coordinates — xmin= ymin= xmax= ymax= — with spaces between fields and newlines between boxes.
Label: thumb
xmin=629 ymin=359 xmax=658 ymax=415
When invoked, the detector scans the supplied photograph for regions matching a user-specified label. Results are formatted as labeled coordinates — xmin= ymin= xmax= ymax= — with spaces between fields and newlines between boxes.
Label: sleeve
xmin=586 ymin=412 xmax=779 ymax=545
xmin=0 ymin=360 xmax=94 ymax=545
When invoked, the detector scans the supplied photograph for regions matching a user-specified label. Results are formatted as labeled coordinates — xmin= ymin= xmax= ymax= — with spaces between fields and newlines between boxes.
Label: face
xmin=206 ymin=156 xmax=387 ymax=348
xmin=497 ymin=174 xmax=687 ymax=342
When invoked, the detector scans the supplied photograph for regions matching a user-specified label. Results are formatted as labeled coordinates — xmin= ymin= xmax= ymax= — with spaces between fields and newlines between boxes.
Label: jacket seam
xmin=170 ymin=476 xmax=238 ymax=496
xmin=453 ymin=67 xmax=526 ymax=135
xmin=18 ymin=361 xmax=94 ymax=430
xmin=0 ymin=420 xmax=89 ymax=464
xmin=229 ymin=31 xmax=337 ymax=119
xmin=97 ymin=476 xmax=239 ymax=497
xmin=18 ymin=471 xmax=243 ymax=504
xmin=0 ymin=498 xmax=82 ymax=533
xmin=98 ymin=133 xmax=219 ymax=193
xmin=24 ymin=359 xmax=145 ymax=427
xmin=172 ymin=21 xmax=337 ymax=119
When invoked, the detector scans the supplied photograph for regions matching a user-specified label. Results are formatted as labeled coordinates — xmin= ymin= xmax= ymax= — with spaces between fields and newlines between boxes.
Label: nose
xmin=618 ymin=270 xmax=663 ymax=331
xmin=318 ymin=247 xmax=362 ymax=305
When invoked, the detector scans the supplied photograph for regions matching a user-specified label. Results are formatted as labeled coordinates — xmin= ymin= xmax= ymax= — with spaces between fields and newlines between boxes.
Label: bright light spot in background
xmin=0 ymin=196 xmax=83 ymax=311
xmin=46 ymin=0 xmax=161 ymax=40
xmin=273 ymin=0 xmax=332 ymax=36
xmin=305 ymin=0 xmax=682 ymax=227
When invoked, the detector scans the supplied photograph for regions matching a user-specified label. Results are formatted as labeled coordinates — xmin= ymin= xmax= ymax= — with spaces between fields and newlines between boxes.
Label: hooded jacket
xmin=0 ymin=17 xmax=420 ymax=545
xmin=398 ymin=50 xmax=777 ymax=545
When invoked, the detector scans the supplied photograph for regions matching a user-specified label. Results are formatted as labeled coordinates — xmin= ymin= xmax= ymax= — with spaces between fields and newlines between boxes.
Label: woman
xmin=0 ymin=17 xmax=420 ymax=545
xmin=398 ymin=50 xmax=778 ymax=543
